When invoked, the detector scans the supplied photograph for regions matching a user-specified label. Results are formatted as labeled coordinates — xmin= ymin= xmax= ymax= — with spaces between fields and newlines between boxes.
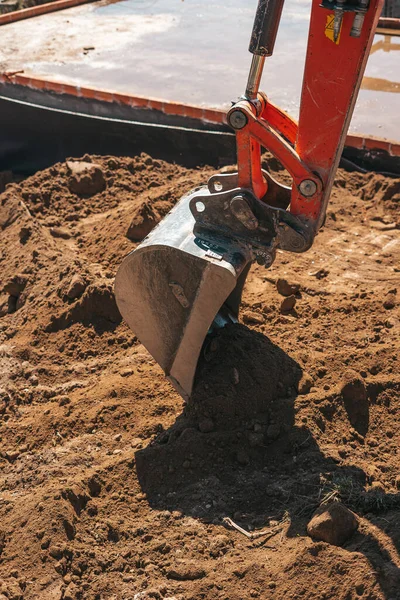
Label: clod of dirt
xmin=3 ymin=274 xmax=29 ymax=315
xmin=87 ymin=475 xmax=102 ymax=497
xmin=341 ymin=371 xmax=369 ymax=434
xmin=276 ymin=278 xmax=300 ymax=297
xmin=307 ymin=502 xmax=359 ymax=546
xmin=19 ymin=225 xmax=32 ymax=244
xmin=341 ymin=371 xmax=367 ymax=405
xmin=242 ymin=310 xmax=265 ymax=325
xmin=46 ymin=279 xmax=121 ymax=331
xmin=167 ymin=565 xmax=206 ymax=581
xmin=3 ymin=274 xmax=28 ymax=297
xmin=298 ymin=372 xmax=314 ymax=395
xmin=66 ymin=274 xmax=87 ymax=300
xmin=280 ymin=295 xmax=296 ymax=313
xmin=50 ymin=226 xmax=71 ymax=240
xmin=126 ymin=202 xmax=159 ymax=242
xmin=67 ymin=161 xmax=106 ymax=197
xmin=383 ymin=292 xmax=397 ymax=310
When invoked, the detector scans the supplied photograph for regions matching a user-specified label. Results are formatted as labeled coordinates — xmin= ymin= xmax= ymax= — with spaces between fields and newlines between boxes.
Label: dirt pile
xmin=0 ymin=153 xmax=399 ymax=600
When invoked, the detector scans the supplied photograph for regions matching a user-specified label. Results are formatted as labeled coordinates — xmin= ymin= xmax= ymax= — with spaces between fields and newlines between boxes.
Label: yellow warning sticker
xmin=325 ymin=13 xmax=341 ymax=44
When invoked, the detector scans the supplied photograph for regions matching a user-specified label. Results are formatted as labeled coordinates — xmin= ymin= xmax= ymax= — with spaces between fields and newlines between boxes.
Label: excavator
xmin=115 ymin=0 xmax=383 ymax=400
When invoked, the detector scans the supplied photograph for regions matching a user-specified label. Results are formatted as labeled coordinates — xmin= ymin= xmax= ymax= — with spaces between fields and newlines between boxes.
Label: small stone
xmin=341 ymin=371 xmax=367 ymax=407
xmin=58 ymin=396 xmax=71 ymax=406
xmin=167 ymin=565 xmax=206 ymax=581
xmin=242 ymin=310 xmax=264 ymax=325
xmin=66 ymin=274 xmax=87 ymax=300
xmin=198 ymin=419 xmax=214 ymax=433
xmin=383 ymin=293 xmax=396 ymax=310
xmin=307 ymin=502 xmax=358 ymax=546
xmin=276 ymin=278 xmax=300 ymax=297
xmin=298 ymin=372 xmax=314 ymax=395
xmin=114 ymin=433 xmax=122 ymax=442
xmin=395 ymin=475 xmax=400 ymax=490
xmin=266 ymin=423 xmax=281 ymax=440
xmin=312 ymin=268 xmax=329 ymax=279
xmin=87 ymin=475 xmax=102 ymax=497
xmin=232 ymin=367 xmax=240 ymax=385
xmin=19 ymin=225 xmax=32 ymax=243
xmin=280 ymin=295 xmax=296 ymax=313
xmin=385 ymin=318 xmax=395 ymax=329
xmin=50 ymin=227 xmax=71 ymax=240
xmin=369 ymin=364 xmax=381 ymax=376
xmin=49 ymin=544 xmax=64 ymax=560
xmin=120 ymin=368 xmax=134 ymax=377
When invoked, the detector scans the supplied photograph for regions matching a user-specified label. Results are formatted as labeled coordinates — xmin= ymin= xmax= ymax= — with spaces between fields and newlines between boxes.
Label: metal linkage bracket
xmin=189 ymin=178 xmax=314 ymax=269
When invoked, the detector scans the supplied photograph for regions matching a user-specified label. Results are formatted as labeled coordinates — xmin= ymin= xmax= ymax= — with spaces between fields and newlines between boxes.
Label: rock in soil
xmin=126 ymin=202 xmax=159 ymax=241
xmin=67 ymin=160 xmax=106 ymax=197
xmin=340 ymin=370 xmax=369 ymax=433
xmin=167 ymin=565 xmax=206 ymax=581
xmin=298 ymin=372 xmax=314 ymax=395
xmin=307 ymin=502 xmax=359 ymax=546
xmin=276 ymin=278 xmax=300 ymax=296
xmin=280 ymin=294 xmax=296 ymax=313
xmin=3 ymin=274 xmax=28 ymax=297
xmin=66 ymin=274 xmax=87 ymax=300
xmin=383 ymin=293 xmax=397 ymax=310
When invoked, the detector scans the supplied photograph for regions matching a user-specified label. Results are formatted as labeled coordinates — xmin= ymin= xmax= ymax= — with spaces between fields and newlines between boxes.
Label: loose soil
xmin=0 ymin=153 xmax=399 ymax=600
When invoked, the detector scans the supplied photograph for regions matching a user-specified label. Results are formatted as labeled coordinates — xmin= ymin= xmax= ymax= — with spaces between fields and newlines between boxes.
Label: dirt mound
xmin=0 ymin=154 xmax=399 ymax=600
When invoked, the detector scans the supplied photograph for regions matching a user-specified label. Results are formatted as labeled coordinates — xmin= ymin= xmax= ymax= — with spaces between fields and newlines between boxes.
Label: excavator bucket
xmin=115 ymin=188 xmax=252 ymax=400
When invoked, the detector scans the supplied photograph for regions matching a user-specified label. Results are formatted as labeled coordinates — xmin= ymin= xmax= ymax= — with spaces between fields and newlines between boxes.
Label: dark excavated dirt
xmin=0 ymin=153 xmax=399 ymax=600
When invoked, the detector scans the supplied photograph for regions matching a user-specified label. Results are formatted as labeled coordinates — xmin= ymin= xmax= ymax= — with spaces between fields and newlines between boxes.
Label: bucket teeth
xmin=115 ymin=188 xmax=252 ymax=400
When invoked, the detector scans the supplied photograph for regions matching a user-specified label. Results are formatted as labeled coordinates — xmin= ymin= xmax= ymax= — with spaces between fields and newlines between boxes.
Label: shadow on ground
xmin=135 ymin=324 xmax=400 ymax=598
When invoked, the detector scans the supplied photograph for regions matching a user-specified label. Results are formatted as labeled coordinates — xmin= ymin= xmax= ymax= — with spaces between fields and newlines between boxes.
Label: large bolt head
xmin=228 ymin=109 xmax=248 ymax=130
xmin=299 ymin=179 xmax=317 ymax=197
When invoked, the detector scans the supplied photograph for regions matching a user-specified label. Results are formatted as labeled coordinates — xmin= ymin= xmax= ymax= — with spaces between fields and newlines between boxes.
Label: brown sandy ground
xmin=0 ymin=153 xmax=399 ymax=600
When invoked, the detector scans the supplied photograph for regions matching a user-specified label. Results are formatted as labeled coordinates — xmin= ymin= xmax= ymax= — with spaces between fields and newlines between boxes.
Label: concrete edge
xmin=0 ymin=71 xmax=399 ymax=155
xmin=0 ymin=72 xmax=227 ymax=125
xmin=0 ymin=0 xmax=97 ymax=26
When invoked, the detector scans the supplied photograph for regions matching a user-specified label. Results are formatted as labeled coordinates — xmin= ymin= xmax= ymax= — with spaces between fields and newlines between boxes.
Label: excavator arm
xmin=229 ymin=0 xmax=383 ymax=231
xmin=115 ymin=0 xmax=383 ymax=400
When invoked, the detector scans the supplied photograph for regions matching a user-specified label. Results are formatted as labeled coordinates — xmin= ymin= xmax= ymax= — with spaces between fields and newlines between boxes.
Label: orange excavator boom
xmin=115 ymin=0 xmax=383 ymax=400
